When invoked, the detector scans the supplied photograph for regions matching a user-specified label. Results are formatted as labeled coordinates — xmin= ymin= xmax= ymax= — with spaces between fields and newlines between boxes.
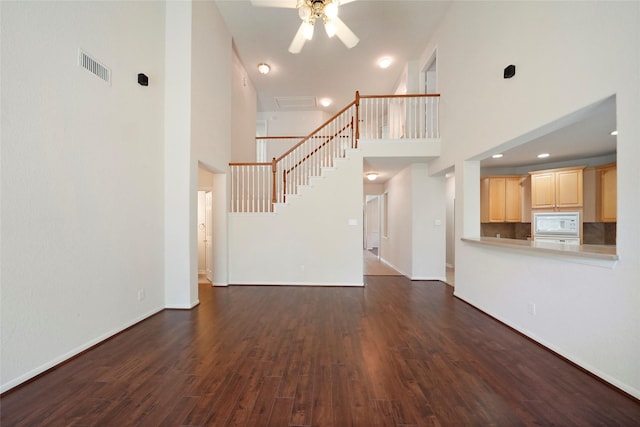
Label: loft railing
xmin=230 ymin=92 xmax=440 ymax=213
xmin=358 ymin=93 xmax=440 ymax=139
xmin=256 ymin=136 xmax=305 ymax=163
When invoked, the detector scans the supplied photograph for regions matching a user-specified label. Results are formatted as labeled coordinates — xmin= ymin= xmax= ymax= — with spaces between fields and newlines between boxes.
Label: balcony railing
xmin=230 ymin=92 xmax=440 ymax=213
xmin=358 ymin=93 xmax=439 ymax=139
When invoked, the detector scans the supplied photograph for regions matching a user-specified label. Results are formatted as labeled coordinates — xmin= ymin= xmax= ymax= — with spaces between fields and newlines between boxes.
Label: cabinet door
xmin=480 ymin=178 xmax=490 ymax=223
xmin=531 ymin=173 xmax=555 ymax=208
xmin=504 ymin=177 xmax=521 ymax=222
xmin=599 ymin=166 xmax=617 ymax=222
xmin=488 ymin=177 xmax=506 ymax=222
xmin=556 ymin=169 xmax=583 ymax=207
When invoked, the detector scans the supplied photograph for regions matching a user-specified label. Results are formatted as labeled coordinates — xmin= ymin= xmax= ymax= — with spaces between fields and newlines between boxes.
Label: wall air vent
xmin=78 ymin=49 xmax=111 ymax=84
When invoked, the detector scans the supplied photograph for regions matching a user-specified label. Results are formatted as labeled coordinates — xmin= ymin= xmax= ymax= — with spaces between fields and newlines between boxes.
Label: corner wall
xmin=1 ymin=1 xmax=166 ymax=392
xmin=165 ymin=0 xmax=233 ymax=307
xmin=421 ymin=1 xmax=640 ymax=398
xmin=381 ymin=164 xmax=446 ymax=280
xmin=228 ymin=152 xmax=363 ymax=286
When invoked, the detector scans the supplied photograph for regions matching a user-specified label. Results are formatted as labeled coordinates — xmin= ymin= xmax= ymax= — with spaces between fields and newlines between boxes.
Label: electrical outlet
xmin=138 ymin=289 xmax=145 ymax=301
xmin=527 ymin=302 xmax=536 ymax=316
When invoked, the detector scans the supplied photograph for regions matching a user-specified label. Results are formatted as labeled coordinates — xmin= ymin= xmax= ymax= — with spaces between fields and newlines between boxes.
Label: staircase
xmin=229 ymin=92 xmax=440 ymax=213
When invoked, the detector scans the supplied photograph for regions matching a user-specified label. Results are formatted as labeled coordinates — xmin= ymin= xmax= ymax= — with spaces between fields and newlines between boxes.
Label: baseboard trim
xmin=0 ymin=306 xmax=165 ymax=395
xmin=379 ymin=257 xmax=409 ymax=277
xmin=410 ymin=276 xmax=447 ymax=281
xmin=165 ymin=299 xmax=200 ymax=310
xmin=230 ymin=282 xmax=365 ymax=287
xmin=453 ymin=293 xmax=640 ymax=402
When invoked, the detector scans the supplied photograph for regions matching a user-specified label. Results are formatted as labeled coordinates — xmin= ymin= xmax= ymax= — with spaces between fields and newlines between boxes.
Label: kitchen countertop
xmin=461 ymin=236 xmax=618 ymax=262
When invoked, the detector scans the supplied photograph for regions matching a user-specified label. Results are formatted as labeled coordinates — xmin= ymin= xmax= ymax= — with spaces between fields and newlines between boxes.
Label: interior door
xmin=205 ymin=191 xmax=214 ymax=282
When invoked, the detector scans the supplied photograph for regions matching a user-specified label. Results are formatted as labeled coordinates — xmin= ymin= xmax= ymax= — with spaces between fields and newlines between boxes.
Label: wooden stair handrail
xmin=276 ymin=100 xmax=357 ymax=163
xmin=255 ymin=135 xmax=306 ymax=140
xmin=284 ymin=120 xmax=353 ymax=176
xmin=231 ymin=92 xmax=441 ymax=212
xmin=359 ymin=93 xmax=441 ymax=99
xmin=229 ymin=162 xmax=272 ymax=166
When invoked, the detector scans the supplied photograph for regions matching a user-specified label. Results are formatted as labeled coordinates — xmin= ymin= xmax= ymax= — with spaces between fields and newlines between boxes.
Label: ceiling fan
xmin=251 ymin=0 xmax=359 ymax=54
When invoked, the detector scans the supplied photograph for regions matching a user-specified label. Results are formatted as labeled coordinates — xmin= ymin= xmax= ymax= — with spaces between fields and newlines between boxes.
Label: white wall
xmin=231 ymin=50 xmax=257 ymax=162
xmin=165 ymin=0 xmax=233 ymax=307
xmin=381 ymin=164 xmax=446 ymax=279
xmin=419 ymin=1 xmax=640 ymax=398
xmin=164 ymin=0 xmax=194 ymax=309
xmin=257 ymin=110 xmax=332 ymax=136
xmin=229 ymin=152 xmax=363 ymax=286
xmin=191 ymin=0 xmax=233 ymax=289
xmin=365 ymin=197 xmax=379 ymax=249
xmin=410 ymin=164 xmax=446 ymax=280
xmin=445 ymin=174 xmax=455 ymax=268
xmin=381 ymin=167 xmax=413 ymax=275
xmin=364 ymin=183 xmax=384 ymax=195
xmin=1 ymin=1 xmax=166 ymax=392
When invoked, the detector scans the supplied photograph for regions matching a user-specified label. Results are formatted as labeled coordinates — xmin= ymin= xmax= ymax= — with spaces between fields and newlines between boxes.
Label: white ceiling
xmin=215 ymin=0 xmax=617 ymax=182
xmin=215 ymin=0 xmax=451 ymax=113
xmin=479 ymin=96 xmax=617 ymax=170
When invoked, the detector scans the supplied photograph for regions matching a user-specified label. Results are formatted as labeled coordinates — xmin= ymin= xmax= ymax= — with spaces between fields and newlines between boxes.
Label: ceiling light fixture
xmin=378 ymin=57 xmax=392 ymax=69
xmin=366 ymin=172 xmax=378 ymax=181
xmin=537 ymin=153 xmax=550 ymax=158
xmin=257 ymin=63 xmax=271 ymax=74
xmin=286 ymin=0 xmax=359 ymax=53
xmin=492 ymin=153 xmax=503 ymax=159
xmin=319 ymin=98 xmax=332 ymax=107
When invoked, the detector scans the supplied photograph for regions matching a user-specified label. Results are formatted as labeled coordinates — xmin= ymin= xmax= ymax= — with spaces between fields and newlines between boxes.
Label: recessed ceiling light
xmin=378 ymin=57 xmax=392 ymax=69
xmin=257 ymin=63 xmax=271 ymax=75
xmin=537 ymin=153 xmax=550 ymax=158
xmin=492 ymin=153 xmax=503 ymax=159
xmin=366 ymin=172 xmax=378 ymax=181
xmin=610 ymin=130 xmax=618 ymax=136
xmin=319 ymin=98 xmax=332 ymax=107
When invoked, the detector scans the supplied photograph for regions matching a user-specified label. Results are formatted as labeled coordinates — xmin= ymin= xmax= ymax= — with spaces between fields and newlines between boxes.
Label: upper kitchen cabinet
xmin=597 ymin=163 xmax=617 ymax=222
xmin=530 ymin=166 xmax=585 ymax=209
xmin=481 ymin=176 xmax=522 ymax=222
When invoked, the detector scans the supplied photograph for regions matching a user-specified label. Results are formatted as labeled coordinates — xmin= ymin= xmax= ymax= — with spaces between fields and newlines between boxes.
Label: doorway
xmin=364 ymin=195 xmax=381 ymax=256
xmin=445 ymin=172 xmax=455 ymax=287
xmin=197 ymin=190 xmax=213 ymax=284
xmin=423 ymin=49 xmax=437 ymax=94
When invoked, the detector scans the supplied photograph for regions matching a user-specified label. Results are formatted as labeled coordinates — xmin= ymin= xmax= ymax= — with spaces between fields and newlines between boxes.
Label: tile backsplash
xmin=481 ymin=223 xmax=531 ymax=240
xmin=583 ymin=222 xmax=617 ymax=245
xmin=481 ymin=222 xmax=616 ymax=245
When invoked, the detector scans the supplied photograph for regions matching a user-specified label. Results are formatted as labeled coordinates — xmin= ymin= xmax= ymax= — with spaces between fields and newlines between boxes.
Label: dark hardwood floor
xmin=2 ymin=277 xmax=639 ymax=426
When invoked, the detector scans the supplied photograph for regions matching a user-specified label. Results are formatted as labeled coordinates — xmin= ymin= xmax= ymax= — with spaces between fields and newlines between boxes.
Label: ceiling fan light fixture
xmin=324 ymin=19 xmax=337 ymax=38
xmin=303 ymin=21 xmax=315 ymax=40
xmin=298 ymin=4 xmax=312 ymax=20
xmin=324 ymin=1 xmax=338 ymax=19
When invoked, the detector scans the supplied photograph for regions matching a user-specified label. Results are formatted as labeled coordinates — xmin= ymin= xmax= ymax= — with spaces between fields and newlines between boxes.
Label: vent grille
xmin=275 ymin=96 xmax=317 ymax=110
xmin=78 ymin=49 xmax=111 ymax=84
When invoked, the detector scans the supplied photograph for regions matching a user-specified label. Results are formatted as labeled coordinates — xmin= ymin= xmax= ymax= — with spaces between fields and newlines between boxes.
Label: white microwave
xmin=533 ymin=212 xmax=580 ymax=238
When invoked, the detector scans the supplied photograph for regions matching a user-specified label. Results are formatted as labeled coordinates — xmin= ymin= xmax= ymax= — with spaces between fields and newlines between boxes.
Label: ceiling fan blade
xmin=288 ymin=23 xmax=307 ymax=54
xmin=250 ymin=0 xmax=296 ymax=8
xmin=333 ymin=16 xmax=359 ymax=49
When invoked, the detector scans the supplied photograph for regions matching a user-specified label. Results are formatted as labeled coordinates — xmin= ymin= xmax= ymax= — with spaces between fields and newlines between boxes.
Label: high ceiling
xmin=215 ymin=1 xmax=617 ymax=179
xmin=214 ymin=0 xmax=451 ymax=114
